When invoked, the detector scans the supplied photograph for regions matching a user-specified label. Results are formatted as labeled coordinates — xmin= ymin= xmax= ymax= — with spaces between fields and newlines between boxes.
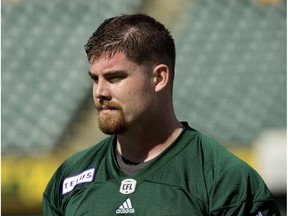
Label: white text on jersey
xmin=62 ymin=168 xmax=95 ymax=194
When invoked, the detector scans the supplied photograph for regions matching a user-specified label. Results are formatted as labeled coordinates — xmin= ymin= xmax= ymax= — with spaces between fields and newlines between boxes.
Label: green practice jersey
xmin=43 ymin=122 xmax=280 ymax=215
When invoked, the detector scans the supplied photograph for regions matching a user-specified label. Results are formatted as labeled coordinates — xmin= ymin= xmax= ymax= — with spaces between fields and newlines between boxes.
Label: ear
xmin=152 ymin=64 xmax=170 ymax=92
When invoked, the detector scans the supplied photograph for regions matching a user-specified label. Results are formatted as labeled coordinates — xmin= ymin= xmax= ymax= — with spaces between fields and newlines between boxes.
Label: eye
xmin=88 ymin=71 xmax=98 ymax=82
xmin=108 ymin=75 xmax=124 ymax=83
xmin=106 ymin=72 xmax=127 ymax=83
xmin=91 ymin=76 xmax=99 ymax=82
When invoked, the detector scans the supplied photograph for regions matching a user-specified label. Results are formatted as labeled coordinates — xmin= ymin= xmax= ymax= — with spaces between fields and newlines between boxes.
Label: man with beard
xmin=43 ymin=14 xmax=280 ymax=215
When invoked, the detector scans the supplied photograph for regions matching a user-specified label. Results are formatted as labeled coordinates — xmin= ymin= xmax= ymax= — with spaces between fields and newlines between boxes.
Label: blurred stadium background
xmin=1 ymin=0 xmax=286 ymax=215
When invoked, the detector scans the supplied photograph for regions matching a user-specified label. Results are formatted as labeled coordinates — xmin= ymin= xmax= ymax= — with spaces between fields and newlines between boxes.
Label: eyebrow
xmin=88 ymin=70 xmax=128 ymax=79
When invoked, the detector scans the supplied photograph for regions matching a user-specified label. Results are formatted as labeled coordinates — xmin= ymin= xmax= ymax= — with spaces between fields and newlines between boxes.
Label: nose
xmin=93 ymin=79 xmax=111 ymax=100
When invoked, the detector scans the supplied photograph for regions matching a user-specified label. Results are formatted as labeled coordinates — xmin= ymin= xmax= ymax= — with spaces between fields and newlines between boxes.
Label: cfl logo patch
xmin=120 ymin=179 xmax=137 ymax=194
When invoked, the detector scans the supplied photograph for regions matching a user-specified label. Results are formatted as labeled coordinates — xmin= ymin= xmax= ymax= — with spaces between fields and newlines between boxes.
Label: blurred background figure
xmin=1 ymin=0 xmax=286 ymax=215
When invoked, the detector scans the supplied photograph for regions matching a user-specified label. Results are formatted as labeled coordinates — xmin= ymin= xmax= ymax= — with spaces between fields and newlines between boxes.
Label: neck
xmin=116 ymin=113 xmax=183 ymax=163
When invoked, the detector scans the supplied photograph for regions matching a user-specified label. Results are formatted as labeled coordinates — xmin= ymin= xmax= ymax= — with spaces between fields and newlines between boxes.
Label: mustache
xmin=95 ymin=101 xmax=122 ymax=111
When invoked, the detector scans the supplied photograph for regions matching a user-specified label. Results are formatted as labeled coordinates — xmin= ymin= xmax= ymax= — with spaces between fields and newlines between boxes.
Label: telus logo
xmin=62 ymin=168 xmax=95 ymax=194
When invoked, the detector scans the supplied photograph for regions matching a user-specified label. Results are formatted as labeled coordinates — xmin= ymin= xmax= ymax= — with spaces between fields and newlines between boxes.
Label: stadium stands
xmin=2 ymin=0 xmax=286 ymax=151
xmin=2 ymin=0 xmax=142 ymax=153
xmin=173 ymin=0 xmax=286 ymax=143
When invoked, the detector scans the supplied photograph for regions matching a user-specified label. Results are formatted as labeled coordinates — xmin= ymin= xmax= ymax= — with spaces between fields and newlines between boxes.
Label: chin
xmin=98 ymin=121 xmax=127 ymax=135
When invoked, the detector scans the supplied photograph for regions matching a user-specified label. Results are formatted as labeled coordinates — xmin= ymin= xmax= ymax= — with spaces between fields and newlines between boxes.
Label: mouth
xmin=99 ymin=106 xmax=116 ymax=113
xmin=95 ymin=104 xmax=119 ymax=115
xmin=95 ymin=101 xmax=122 ymax=114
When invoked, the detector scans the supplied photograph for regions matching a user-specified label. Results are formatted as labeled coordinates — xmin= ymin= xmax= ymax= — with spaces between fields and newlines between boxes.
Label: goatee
xmin=95 ymin=101 xmax=127 ymax=135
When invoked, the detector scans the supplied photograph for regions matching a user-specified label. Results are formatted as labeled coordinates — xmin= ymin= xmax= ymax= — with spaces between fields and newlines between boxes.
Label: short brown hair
xmin=84 ymin=14 xmax=176 ymax=76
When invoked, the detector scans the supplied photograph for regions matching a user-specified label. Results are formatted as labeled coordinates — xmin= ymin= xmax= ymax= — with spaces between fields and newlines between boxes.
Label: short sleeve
xmin=43 ymin=195 xmax=63 ymax=216
xmin=201 ymin=135 xmax=281 ymax=216
xmin=210 ymin=199 xmax=280 ymax=215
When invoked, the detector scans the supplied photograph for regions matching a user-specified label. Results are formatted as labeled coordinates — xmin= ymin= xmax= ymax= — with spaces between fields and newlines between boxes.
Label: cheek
xmin=115 ymin=77 xmax=155 ymax=113
xmin=125 ymin=86 xmax=154 ymax=113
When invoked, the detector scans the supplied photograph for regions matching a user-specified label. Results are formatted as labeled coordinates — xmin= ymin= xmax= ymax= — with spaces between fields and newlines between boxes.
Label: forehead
xmin=89 ymin=52 xmax=152 ymax=76
xmin=90 ymin=52 xmax=135 ymax=72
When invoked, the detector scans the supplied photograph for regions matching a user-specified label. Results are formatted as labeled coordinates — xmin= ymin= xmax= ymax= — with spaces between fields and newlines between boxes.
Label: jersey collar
xmin=106 ymin=122 xmax=198 ymax=184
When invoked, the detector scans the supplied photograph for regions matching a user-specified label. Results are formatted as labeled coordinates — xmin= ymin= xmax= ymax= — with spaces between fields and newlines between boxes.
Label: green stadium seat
xmin=2 ymin=0 xmax=142 ymax=153
xmin=173 ymin=0 xmax=286 ymax=143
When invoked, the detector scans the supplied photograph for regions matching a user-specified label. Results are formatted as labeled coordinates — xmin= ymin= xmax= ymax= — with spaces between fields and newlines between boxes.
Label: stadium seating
xmin=2 ymin=0 xmax=285 ymax=154
xmin=2 ymin=0 xmax=142 ymax=153
xmin=173 ymin=0 xmax=286 ymax=143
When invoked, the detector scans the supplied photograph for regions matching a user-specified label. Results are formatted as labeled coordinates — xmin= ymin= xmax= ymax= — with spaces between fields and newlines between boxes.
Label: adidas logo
xmin=116 ymin=198 xmax=135 ymax=214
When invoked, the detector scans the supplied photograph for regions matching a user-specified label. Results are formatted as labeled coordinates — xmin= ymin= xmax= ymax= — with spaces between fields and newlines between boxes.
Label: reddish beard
xmin=95 ymin=101 xmax=127 ymax=135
